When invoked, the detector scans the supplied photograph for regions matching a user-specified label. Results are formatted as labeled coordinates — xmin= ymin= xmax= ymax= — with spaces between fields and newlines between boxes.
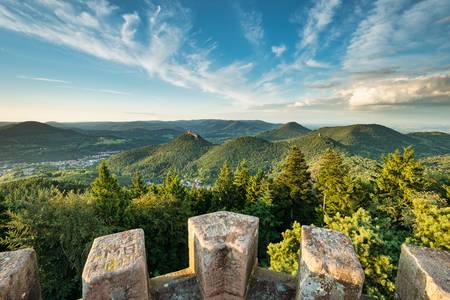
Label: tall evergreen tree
xmin=212 ymin=161 xmax=237 ymax=210
xmin=315 ymin=149 xmax=363 ymax=218
xmin=245 ymin=170 xmax=264 ymax=205
xmin=372 ymin=147 xmax=426 ymax=226
xmin=273 ymin=146 xmax=316 ymax=225
xmin=90 ymin=161 xmax=126 ymax=227
xmin=244 ymin=182 xmax=280 ymax=265
xmin=233 ymin=160 xmax=250 ymax=208
xmin=162 ymin=169 xmax=186 ymax=200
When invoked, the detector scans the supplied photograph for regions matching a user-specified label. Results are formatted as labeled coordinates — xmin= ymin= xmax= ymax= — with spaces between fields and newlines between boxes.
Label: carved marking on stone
xmin=188 ymin=211 xmax=259 ymax=299
xmin=82 ymin=229 xmax=150 ymax=300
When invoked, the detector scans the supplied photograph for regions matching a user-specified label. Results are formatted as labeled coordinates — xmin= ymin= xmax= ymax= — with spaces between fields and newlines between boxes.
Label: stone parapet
xmin=297 ymin=226 xmax=365 ymax=300
xmin=82 ymin=228 xmax=150 ymax=300
xmin=188 ymin=211 xmax=259 ymax=299
xmin=0 ymin=248 xmax=41 ymax=300
xmin=396 ymin=244 xmax=450 ymax=300
xmin=5 ymin=212 xmax=447 ymax=299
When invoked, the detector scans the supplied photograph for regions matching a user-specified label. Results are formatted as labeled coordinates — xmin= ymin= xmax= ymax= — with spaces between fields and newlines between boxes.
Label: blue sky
xmin=0 ymin=0 xmax=449 ymax=130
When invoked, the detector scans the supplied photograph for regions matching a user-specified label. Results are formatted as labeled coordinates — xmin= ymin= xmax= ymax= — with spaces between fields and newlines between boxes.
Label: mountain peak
xmin=257 ymin=122 xmax=310 ymax=141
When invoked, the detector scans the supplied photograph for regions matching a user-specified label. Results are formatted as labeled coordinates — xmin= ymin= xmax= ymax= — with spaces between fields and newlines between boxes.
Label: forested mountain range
xmin=108 ymin=123 xmax=450 ymax=182
xmin=1 ymin=121 xmax=449 ymax=178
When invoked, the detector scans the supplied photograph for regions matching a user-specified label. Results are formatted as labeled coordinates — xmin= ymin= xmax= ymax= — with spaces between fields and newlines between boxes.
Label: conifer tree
xmin=326 ymin=209 xmax=396 ymax=298
xmin=233 ymin=160 xmax=250 ymax=207
xmin=212 ymin=161 xmax=237 ymax=210
xmin=372 ymin=147 xmax=426 ymax=226
xmin=162 ymin=169 xmax=186 ymax=200
xmin=407 ymin=191 xmax=450 ymax=250
xmin=129 ymin=173 xmax=147 ymax=199
xmin=90 ymin=161 xmax=126 ymax=227
xmin=267 ymin=221 xmax=302 ymax=275
xmin=315 ymin=149 xmax=363 ymax=218
xmin=273 ymin=146 xmax=316 ymax=225
xmin=245 ymin=170 xmax=264 ymax=205
xmin=244 ymin=181 xmax=280 ymax=264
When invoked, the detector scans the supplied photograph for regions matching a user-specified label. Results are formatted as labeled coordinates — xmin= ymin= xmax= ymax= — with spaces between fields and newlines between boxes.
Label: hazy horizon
xmin=1 ymin=118 xmax=449 ymax=134
xmin=1 ymin=0 xmax=449 ymax=127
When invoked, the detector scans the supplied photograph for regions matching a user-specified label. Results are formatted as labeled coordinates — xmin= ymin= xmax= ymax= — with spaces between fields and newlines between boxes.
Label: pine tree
xmin=326 ymin=209 xmax=396 ymax=298
xmin=212 ymin=161 xmax=237 ymax=210
xmin=267 ymin=221 xmax=302 ymax=275
xmin=315 ymin=149 xmax=363 ymax=218
xmin=90 ymin=161 xmax=126 ymax=227
xmin=233 ymin=160 xmax=250 ymax=208
xmin=407 ymin=191 xmax=450 ymax=250
xmin=273 ymin=146 xmax=316 ymax=225
xmin=372 ymin=147 xmax=426 ymax=226
xmin=245 ymin=170 xmax=264 ymax=205
xmin=162 ymin=169 xmax=186 ymax=200
xmin=129 ymin=173 xmax=147 ymax=199
xmin=244 ymin=181 xmax=280 ymax=264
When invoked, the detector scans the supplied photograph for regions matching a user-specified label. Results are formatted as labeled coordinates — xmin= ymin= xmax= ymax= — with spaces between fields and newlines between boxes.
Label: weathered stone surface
xmin=0 ymin=248 xmax=41 ymax=300
xmin=188 ymin=211 xmax=259 ymax=299
xmin=149 ymin=268 xmax=200 ymax=300
xmin=82 ymin=229 xmax=150 ymax=300
xmin=247 ymin=267 xmax=297 ymax=300
xmin=297 ymin=226 xmax=364 ymax=300
xmin=396 ymin=244 xmax=450 ymax=300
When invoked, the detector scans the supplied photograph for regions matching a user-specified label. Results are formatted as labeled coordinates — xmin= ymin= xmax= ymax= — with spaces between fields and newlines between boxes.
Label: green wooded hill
xmin=193 ymin=136 xmax=287 ymax=179
xmin=0 ymin=121 xmax=94 ymax=145
xmin=108 ymin=131 xmax=349 ymax=182
xmin=109 ymin=131 xmax=213 ymax=181
xmin=257 ymin=121 xmax=311 ymax=141
xmin=108 ymin=123 xmax=450 ymax=182
xmin=49 ymin=119 xmax=278 ymax=143
xmin=312 ymin=124 xmax=450 ymax=159
xmin=0 ymin=122 xmax=103 ymax=163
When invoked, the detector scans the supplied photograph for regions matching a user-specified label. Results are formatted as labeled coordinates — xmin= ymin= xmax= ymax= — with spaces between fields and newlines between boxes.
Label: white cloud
xmin=305 ymin=58 xmax=331 ymax=68
xmin=299 ymin=0 xmax=341 ymax=49
xmin=0 ymin=0 xmax=264 ymax=106
xmin=17 ymin=75 xmax=70 ymax=84
xmin=347 ymin=73 xmax=450 ymax=107
xmin=239 ymin=10 xmax=264 ymax=46
xmin=121 ymin=12 xmax=140 ymax=46
xmin=82 ymin=88 xmax=130 ymax=95
xmin=271 ymin=44 xmax=286 ymax=57
xmin=86 ymin=0 xmax=117 ymax=16
xmin=344 ymin=0 xmax=450 ymax=71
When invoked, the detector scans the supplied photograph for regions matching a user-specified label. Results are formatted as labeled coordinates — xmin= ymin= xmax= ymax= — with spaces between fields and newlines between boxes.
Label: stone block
xmin=0 ymin=248 xmax=41 ymax=300
xmin=396 ymin=244 xmax=450 ymax=300
xmin=82 ymin=229 xmax=150 ymax=300
xmin=297 ymin=226 xmax=364 ymax=300
xmin=188 ymin=211 xmax=259 ymax=299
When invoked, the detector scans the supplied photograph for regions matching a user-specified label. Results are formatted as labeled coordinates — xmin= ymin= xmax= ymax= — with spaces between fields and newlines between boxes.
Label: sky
xmin=0 ymin=0 xmax=449 ymax=130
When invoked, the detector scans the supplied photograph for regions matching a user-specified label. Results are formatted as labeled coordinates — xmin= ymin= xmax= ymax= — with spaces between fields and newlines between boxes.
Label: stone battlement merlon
xmin=0 ymin=211 xmax=449 ymax=300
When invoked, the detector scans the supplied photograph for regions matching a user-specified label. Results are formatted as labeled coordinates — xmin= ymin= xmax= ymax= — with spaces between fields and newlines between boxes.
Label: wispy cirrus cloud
xmin=298 ymin=0 xmax=341 ymax=50
xmin=239 ymin=9 xmax=264 ymax=46
xmin=344 ymin=0 xmax=450 ymax=72
xmin=0 ymin=0 xmax=262 ymax=105
xmin=17 ymin=74 xmax=129 ymax=95
xmin=17 ymin=75 xmax=70 ymax=84
xmin=82 ymin=88 xmax=130 ymax=96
